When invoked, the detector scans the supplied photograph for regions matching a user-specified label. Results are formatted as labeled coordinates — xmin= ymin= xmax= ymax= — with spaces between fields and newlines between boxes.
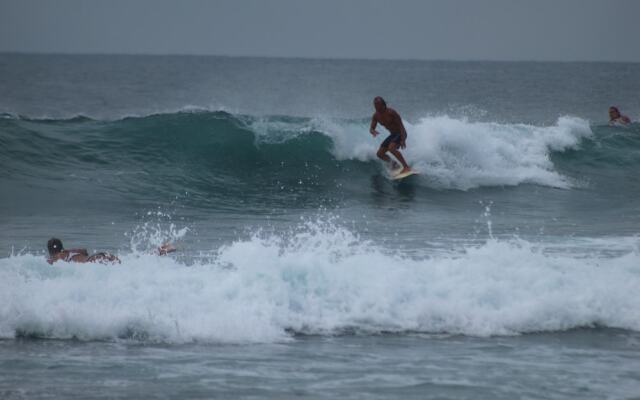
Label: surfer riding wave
xmin=369 ymin=96 xmax=411 ymax=174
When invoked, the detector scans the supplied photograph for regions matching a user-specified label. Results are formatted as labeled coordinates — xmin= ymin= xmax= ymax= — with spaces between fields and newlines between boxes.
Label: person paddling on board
xmin=46 ymin=238 xmax=176 ymax=265
xmin=369 ymin=96 xmax=411 ymax=174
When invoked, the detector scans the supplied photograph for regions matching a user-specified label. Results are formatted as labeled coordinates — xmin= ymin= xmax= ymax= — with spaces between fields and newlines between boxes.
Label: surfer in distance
xmin=46 ymin=237 xmax=176 ymax=265
xmin=609 ymin=106 xmax=631 ymax=126
xmin=370 ymin=96 xmax=412 ymax=174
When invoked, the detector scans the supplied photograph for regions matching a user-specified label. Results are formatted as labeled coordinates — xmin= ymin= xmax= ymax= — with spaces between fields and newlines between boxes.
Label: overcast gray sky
xmin=1 ymin=0 xmax=638 ymax=62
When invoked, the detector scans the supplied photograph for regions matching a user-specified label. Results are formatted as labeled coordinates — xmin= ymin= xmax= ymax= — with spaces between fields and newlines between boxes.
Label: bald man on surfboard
xmin=369 ymin=96 xmax=411 ymax=174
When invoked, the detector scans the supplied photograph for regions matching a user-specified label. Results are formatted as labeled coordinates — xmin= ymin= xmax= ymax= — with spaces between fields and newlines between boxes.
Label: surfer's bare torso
xmin=372 ymin=108 xmax=404 ymax=136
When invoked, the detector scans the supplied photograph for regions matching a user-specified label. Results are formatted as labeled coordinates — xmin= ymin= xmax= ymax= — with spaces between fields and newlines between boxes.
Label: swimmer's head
xmin=374 ymin=96 xmax=387 ymax=113
xmin=609 ymin=106 xmax=621 ymax=118
xmin=47 ymin=238 xmax=64 ymax=256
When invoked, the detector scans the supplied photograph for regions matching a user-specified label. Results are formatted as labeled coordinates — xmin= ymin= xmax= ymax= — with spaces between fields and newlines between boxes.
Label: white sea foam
xmin=1 ymin=222 xmax=638 ymax=343
xmin=248 ymin=117 xmax=316 ymax=144
xmin=323 ymin=115 xmax=593 ymax=189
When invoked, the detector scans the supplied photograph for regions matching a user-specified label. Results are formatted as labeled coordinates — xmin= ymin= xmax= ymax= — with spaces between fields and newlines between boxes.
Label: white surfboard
xmin=390 ymin=168 xmax=419 ymax=180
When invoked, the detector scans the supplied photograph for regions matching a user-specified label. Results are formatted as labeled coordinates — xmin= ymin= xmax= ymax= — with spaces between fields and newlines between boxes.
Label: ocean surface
xmin=1 ymin=53 xmax=640 ymax=399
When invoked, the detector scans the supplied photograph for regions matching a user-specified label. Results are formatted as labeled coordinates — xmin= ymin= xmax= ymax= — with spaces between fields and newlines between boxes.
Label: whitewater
xmin=2 ymin=221 xmax=640 ymax=344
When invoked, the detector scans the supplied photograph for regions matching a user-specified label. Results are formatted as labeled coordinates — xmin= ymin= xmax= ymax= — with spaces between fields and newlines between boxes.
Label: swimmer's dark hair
xmin=47 ymin=238 xmax=64 ymax=256
xmin=374 ymin=96 xmax=386 ymax=107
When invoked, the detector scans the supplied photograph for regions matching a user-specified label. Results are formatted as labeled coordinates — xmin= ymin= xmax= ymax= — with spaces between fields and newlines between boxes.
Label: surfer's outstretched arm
xmin=370 ymin=115 xmax=380 ymax=137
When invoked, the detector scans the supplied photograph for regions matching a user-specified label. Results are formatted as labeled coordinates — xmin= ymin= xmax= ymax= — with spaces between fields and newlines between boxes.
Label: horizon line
xmin=1 ymin=50 xmax=638 ymax=64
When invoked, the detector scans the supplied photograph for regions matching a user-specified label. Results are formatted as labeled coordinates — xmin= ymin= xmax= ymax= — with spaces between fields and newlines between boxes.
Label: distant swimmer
xmin=609 ymin=106 xmax=631 ymax=126
xmin=369 ymin=96 xmax=411 ymax=174
xmin=46 ymin=238 xmax=176 ymax=265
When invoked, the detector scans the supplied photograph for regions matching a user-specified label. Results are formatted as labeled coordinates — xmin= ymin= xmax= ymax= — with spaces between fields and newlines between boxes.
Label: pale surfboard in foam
xmin=390 ymin=168 xmax=419 ymax=180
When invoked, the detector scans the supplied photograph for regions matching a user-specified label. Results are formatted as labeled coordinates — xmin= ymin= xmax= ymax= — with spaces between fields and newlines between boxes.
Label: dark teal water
xmin=2 ymin=330 xmax=640 ymax=400
xmin=1 ymin=54 xmax=640 ymax=399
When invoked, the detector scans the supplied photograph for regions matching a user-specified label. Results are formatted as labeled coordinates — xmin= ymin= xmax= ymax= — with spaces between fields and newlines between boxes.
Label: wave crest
xmin=0 ymin=110 xmax=607 ymax=193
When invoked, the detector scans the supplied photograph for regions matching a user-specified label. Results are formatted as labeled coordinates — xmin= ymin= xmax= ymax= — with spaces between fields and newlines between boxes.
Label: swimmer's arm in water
xmin=158 ymin=243 xmax=176 ymax=256
xmin=47 ymin=249 xmax=88 ymax=264
xmin=370 ymin=114 xmax=380 ymax=137
xmin=47 ymin=252 xmax=66 ymax=264
xmin=68 ymin=248 xmax=89 ymax=256
xmin=66 ymin=249 xmax=89 ymax=262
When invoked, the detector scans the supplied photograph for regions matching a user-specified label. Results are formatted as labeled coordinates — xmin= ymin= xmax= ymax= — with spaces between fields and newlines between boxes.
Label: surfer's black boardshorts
xmin=381 ymin=133 xmax=403 ymax=149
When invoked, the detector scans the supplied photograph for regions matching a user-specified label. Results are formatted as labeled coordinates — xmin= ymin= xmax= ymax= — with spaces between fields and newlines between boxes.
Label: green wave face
xmin=2 ymin=111 xmax=639 ymax=214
